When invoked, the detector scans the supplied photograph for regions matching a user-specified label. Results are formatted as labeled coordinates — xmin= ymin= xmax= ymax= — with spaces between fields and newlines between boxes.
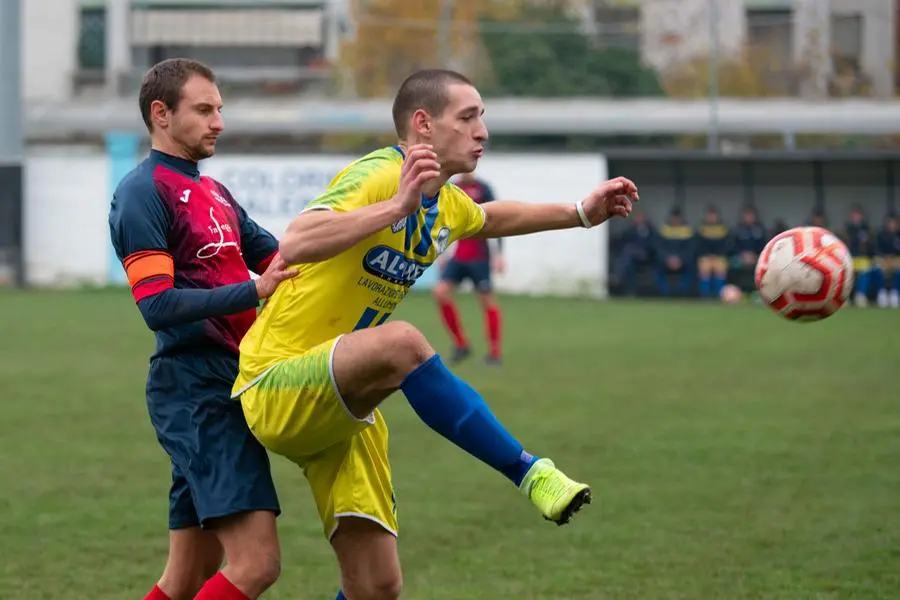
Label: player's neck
xmin=423 ymin=177 xmax=447 ymax=198
xmin=151 ymin=137 xmax=198 ymax=164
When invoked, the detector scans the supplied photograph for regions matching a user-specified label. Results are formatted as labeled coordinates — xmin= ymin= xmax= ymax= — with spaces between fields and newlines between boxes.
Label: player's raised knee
xmin=380 ymin=321 xmax=434 ymax=363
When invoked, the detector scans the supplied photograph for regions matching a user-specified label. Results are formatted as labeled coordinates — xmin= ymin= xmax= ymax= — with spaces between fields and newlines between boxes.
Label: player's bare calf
xmin=332 ymin=517 xmax=403 ymax=600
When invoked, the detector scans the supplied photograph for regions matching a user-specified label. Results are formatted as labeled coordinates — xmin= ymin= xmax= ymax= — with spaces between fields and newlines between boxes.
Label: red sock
xmin=144 ymin=585 xmax=171 ymax=600
xmin=439 ymin=300 xmax=468 ymax=349
xmin=194 ymin=573 xmax=251 ymax=600
xmin=485 ymin=305 xmax=502 ymax=358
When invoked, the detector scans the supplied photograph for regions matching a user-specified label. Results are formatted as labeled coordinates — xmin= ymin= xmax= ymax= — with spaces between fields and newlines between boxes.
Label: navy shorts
xmin=441 ymin=259 xmax=492 ymax=292
xmin=146 ymin=351 xmax=281 ymax=530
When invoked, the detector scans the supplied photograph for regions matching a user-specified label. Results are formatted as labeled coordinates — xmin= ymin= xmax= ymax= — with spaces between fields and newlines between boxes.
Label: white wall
xmin=468 ymin=153 xmax=609 ymax=297
xmin=23 ymin=148 xmax=611 ymax=297
xmin=24 ymin=146 xmax=110 ymax=285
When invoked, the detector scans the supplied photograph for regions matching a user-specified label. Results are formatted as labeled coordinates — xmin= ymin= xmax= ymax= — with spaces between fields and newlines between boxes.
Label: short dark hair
xmin=392 ymin=69 xmax=473 ymax=138
xmin=138 ymin=58 xmax=216 ymax=131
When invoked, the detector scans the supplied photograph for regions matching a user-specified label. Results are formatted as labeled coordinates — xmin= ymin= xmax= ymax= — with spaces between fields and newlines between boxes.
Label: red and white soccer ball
xmin=754 ymin=226 xmax=854 ymax=322
xmin=720 ymin=283 xmax=743 ymax=304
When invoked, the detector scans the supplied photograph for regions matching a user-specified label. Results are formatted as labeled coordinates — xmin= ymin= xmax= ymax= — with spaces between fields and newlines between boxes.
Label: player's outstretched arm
xmin=279 ymin=201 xmax=408 ymax=264
xmin=279 ymin=144 xmax=441 ymax=264
xmin=474 ymin=176 xmax=639 ymax=238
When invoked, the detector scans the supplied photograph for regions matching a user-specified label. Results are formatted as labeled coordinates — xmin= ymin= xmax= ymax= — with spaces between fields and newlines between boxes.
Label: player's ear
xmin=150 ymin=99 xmax=170 ymax=130
xmin=411 ymin=109 xmax=431 ymax=137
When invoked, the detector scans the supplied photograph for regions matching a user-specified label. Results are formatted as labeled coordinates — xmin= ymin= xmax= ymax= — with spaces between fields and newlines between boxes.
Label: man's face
xmin=704 ymin=210 xmax=719 ymax=224
xmin=155 ymin=75 xmax=223 ymax=161
xmin=428 ymin=83 xmax=488 ymax=176
xmin=850 ymin=209 xmax=864 ymax=224
xmin=887 ymin=217 xmax=898 ymax=232
xmin=742 ymin=210 xmax=756 ymax=225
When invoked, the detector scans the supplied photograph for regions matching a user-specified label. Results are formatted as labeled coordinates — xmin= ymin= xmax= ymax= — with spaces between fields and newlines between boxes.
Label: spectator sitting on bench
xmin=874 ymin=212 xmax=900 ymax=308
xmin=611 ymin=211 xmax=657 ymax=297
xmin=729 ymin=204 xmax=767 ymax=290
xmin=841 ymin=203 xmax=875 ymax=307
xmin=656 ymin=208 xmax=695 ymax=296
xmin=695 ymin=205 xmax=730 ymax=298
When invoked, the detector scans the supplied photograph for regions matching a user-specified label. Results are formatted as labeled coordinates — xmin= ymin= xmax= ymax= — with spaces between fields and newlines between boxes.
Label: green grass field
xmin=1 ymin=289 xmax=898 ymax=600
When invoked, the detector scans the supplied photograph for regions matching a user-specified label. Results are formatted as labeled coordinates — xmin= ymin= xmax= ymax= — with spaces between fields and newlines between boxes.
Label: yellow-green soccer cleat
xmin=519 ymin=458 xmax=592 ymax=526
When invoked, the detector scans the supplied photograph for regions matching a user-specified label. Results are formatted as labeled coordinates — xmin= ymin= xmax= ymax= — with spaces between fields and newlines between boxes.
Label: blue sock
xmin=336 ymin=591 xmax=346 ymax=600
xmin=400 ymin=355 xmax=537 ymax=486
xmin=657 ymin=272 xmax=669 ymax=295
xmin=713 ymin=275 xmax=727 ymax=296
xmin=857 ymin=270 xmax=871 ymax=297
xmin=699 ymin=276 xmax=711 ymax=297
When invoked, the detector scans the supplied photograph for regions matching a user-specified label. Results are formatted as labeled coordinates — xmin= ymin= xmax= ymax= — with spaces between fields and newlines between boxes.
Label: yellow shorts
xmin=235 ymin=335 xmax=397 ymax=539
xmin=877 ymin=256 xmax=900 ymax=271
xmin=697 ymin=255 xmax=728 ymax=273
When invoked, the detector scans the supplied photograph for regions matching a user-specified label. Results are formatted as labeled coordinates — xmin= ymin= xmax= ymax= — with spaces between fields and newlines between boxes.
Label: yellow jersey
xmin=234 ymin=145 xmax=486 ymax=386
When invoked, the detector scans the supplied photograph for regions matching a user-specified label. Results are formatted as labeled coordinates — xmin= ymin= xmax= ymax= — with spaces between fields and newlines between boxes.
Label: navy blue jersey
xmin=843 ymin=222 xmax=874 ymax=257
xmin=877 ymin=228 xmax=900 ymax=256
xmin=695 ymin=222 xmax=730 ymax=256
xmin=730 ymin=223 xmax=767 ymax=255
xmin=656 ymin=223 xmax=695 ymax=264
xmin=109 ymin=150 xmax=278 ymax=357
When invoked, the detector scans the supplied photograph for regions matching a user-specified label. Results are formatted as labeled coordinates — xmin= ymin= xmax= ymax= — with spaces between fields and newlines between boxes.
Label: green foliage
xmin=477 ymin=7 xmax=665 ymax=99
xmin=476 ymin=5 xmax=669 ymax=149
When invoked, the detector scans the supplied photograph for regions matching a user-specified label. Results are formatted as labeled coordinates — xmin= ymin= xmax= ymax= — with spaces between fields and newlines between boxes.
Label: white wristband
xmin=575 ymin=199 xmax=593 ymax=228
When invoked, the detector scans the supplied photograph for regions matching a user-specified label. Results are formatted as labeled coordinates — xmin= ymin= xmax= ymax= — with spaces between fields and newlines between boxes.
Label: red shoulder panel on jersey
xmin=123 ymin=250 xmax=175 ymax=302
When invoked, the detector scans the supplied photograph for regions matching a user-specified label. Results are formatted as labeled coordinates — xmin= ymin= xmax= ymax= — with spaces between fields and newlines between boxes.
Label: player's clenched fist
xmin=393 ymin=144 xmax=442 ymax=216
xmin=579 ymin=176 xmax=640 ymax=226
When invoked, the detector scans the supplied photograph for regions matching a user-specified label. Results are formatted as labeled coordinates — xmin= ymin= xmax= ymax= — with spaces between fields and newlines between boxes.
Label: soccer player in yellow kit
xmin=232 ymin=69 xmax=639 ymax=600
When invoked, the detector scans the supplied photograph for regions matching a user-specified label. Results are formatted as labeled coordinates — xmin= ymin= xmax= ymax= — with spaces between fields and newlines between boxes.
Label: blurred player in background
xmin=230 ymin=69 xmax=638 ymax=600
xmin=873 ymin=212 xmax=900 ymax=308
xmin=109 ymin=59 xmax=295 ymax=600
xmin=842 ymin=204 xmax=874 ymax=306
xmin=695 ymin=205 xmax=730 ymax=298
xmin=433 ymin=171 xmax=504 ymax=364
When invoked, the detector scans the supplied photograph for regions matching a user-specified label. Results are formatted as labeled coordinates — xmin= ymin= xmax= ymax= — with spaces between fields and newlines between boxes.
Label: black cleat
xmin=450 ymin=346 xmax=471 ymax=364
xmin=545 ymin=487 xmax=593 ymax=527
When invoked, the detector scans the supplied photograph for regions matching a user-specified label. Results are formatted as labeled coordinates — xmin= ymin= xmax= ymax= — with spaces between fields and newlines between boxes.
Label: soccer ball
xmin=720 ymin=283 xmax=743 ymax=304
xmin=754 ymin=226 xmax=854 ymax=322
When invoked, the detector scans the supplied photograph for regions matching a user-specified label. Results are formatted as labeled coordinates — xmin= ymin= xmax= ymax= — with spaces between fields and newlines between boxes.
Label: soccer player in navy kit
xmin=433 ymin=172 xmax=504 ymax=364
xmin=108 ymin=59 xmax=295 ymax=600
